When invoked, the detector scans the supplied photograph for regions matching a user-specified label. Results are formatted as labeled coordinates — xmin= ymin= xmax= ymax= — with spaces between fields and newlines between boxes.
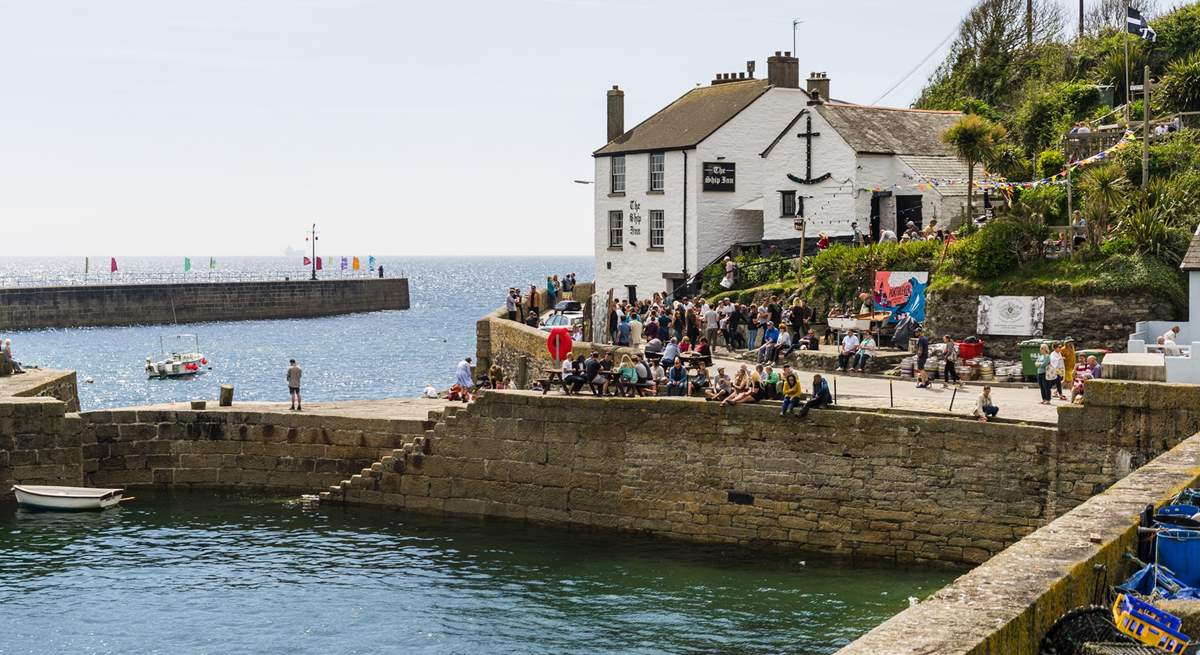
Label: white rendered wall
xmin=593 ymin=150 xmax=688 ymax=302
xmin=760 ymin=102 xmax=858 ymax=241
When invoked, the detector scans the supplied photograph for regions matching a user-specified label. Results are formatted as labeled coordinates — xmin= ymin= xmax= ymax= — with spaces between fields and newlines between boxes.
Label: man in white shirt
xmin=703 ymin=305 xmax=720 ymax=350
xmin=837 ymin=330 xmax=860 ymax=371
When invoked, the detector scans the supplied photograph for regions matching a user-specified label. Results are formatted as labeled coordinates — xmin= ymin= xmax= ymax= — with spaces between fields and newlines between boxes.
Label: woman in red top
xmin=816 ymin=232 xmax=830 ymax=250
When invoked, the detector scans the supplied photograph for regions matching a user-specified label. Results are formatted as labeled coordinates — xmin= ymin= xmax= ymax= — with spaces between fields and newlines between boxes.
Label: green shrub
xmin=945 ymin=221 xmax=1023 ymax=279
xmin=1036 ymin=148 xmax=1067 ymax=179
xmin=1099 ymin=236 xmax=1135 ymax=256
xmin=1161 ymin=52 xmax=1200 ymax=113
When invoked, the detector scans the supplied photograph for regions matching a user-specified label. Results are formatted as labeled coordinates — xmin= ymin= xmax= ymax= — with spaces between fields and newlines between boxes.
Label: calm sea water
xmin=0 ymin=256 xmax=592 ymax=410
xmin=0 ymin=491 xmax=955 ymax=655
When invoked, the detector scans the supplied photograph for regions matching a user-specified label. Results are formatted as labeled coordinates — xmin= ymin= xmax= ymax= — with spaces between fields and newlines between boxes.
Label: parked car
xmin=539 ymin=313 xmax=584 ymax=333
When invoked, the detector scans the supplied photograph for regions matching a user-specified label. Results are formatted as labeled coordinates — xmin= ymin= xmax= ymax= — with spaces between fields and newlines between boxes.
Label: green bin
xmin=1019 ymin=338 xmax=1075 ymax=380
xmin=1076 ymin=348 xmax=1110 ymax=364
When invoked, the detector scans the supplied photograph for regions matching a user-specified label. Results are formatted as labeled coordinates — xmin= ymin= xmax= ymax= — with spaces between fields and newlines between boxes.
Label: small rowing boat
xmin=12 ymin=485 xmax=124 ymax=511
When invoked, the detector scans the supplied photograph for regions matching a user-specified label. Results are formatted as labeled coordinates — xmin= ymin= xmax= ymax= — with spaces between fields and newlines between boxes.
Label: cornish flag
xmin=1127 ymin=6 xmax=1157 ymax=42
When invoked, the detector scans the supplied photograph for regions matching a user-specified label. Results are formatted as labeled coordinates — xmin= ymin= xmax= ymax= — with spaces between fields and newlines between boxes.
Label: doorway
xmin=896 ymin=195 xmax=923 ymax=231
xmin=625 ymin=284 xmax=638 ymax=304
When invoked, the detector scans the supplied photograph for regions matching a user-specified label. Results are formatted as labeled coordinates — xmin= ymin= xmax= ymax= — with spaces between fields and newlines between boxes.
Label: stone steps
xmin=317 ymin=423 xmax=437 ymax=503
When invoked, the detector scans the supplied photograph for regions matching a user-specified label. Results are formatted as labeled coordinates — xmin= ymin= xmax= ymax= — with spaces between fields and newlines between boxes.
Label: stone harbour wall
xmin=836 ymin=428 xmax=1200 ymax=655
xmin=327 ymin=391 xmax=1067 ymax=566
xmin=9 ymin=370 xmax=80 ymax=413
xmin=926 ymin=290 xmax=1176 ymax=360
xmin=0 ymin=278 xmax=410 ymax=330
xmin=0 ymin=398 xmax=82 ymax=488
xmin=76 ymin=407 xmax=437 ymax=491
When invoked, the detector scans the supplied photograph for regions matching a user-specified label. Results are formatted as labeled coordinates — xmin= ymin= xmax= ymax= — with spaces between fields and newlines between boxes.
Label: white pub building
xmin=593 ymin=51 xmax=981 ymax=302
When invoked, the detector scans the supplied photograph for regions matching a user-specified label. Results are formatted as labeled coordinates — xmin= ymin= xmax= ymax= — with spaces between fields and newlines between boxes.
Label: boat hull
xmin=12 ymin=485 xmax=124 ymax=511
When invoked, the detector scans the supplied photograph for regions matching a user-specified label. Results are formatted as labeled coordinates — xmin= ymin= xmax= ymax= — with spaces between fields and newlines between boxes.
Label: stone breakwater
xmin=0 ymin=278 xmax=409 ymax=329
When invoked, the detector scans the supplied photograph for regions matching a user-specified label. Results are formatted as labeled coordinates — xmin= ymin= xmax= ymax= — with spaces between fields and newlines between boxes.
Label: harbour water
xmin=0 ymin=491 xmax=956 ymax=655
xmin=0 ymin=256 xmax=592 ymax=410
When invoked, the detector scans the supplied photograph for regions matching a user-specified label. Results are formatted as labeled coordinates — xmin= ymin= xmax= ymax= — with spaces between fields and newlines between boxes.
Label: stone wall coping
xmin=836 ymin=430 xmax=1200 ymax=655
xmin=1083 ymin=379 xmax=1200 ymax=409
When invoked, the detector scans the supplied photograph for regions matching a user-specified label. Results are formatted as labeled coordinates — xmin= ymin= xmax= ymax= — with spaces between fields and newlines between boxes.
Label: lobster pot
xmin=900 ymin=356 xmax=915 ymax=378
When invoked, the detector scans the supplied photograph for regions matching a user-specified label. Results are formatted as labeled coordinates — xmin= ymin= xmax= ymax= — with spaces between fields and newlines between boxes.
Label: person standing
xmin=1048 ymin=344 xmax=1067 ymax=400
xmin=546 ymin=276 xmax=557 ymax=309
xmin=287 ymin=359 xmax=303 ymax=411
xmin=1035 ymin=343 xmax=1052 ymax=405
xmin=455 ymin=357 xmax=474 ymax=399
xmin=703 ymin=303 xmax=720 ymax=351
xmin=527 ymin=285 xmax=541 ymax=320
xmin=505 ymin=288 xmax=519 ymax=321
xmin=914 ymin=328 xmax=930 ymax=388
xmin=941 ymin=335 xmax=961 ymax=389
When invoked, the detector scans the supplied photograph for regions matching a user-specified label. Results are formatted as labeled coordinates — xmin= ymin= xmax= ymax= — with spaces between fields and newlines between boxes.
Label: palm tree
xmin=1078 ymin=163 xmax=1129 ymax=246
xmin=942 ymin=114 xmax=1007 ymax=222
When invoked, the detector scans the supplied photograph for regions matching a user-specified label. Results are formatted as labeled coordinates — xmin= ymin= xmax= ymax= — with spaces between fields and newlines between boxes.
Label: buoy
xmin=84 ymin=377 xmax=94 ymax=384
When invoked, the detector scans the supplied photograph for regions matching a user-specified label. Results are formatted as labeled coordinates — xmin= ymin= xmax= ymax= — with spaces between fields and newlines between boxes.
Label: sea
xmin=0 ymin=256 xmax=592 ymax=410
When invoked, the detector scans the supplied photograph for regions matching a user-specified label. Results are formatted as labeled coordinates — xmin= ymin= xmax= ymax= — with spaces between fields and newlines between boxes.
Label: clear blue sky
xmin=1 ymin=0 xmax=998 ymax=257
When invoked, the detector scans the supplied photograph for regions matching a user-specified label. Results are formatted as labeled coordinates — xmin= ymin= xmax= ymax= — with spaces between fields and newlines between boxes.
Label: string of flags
xmin=860 ymin=131 xmax=1137 ymax=194
xmin=300 ymin=255 xmax=376 ymax=272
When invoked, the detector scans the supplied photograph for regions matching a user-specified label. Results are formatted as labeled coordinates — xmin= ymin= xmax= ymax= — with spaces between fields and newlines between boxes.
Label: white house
xmin=1127 ymin=227 xmax=1200 ymax=383
xmin=592 ymin=51 xmax=981 ymax=303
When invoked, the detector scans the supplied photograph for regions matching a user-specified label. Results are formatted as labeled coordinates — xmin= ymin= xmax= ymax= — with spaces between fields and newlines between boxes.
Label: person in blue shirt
xmin=666 ymin=359 xmax=689 ymax=396
xmin=660 ymin=338 xmax=680 ymax=367
xmin=617 ymin=316 xmax=632 ymax=346
xmin=796 ymin=374 xmax=832 ymax=418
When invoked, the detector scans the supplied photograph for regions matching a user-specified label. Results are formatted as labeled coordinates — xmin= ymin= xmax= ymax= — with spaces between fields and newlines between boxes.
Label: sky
xmin=0 ymin=0 xmax=999 ymax=257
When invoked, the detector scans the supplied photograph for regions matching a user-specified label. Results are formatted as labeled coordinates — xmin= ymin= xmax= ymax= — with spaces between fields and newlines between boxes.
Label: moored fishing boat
xmin=145 ymin=333 xmax=209 ymax=379
xmin=12 ymin=485 xmax=124 ymax=511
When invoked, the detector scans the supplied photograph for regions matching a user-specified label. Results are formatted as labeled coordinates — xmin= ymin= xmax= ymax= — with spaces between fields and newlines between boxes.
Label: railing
xmin=0 ymin=269 xmax=392 ymax=289
xmin=1063 ymin=112 xmax=1199 ymax=161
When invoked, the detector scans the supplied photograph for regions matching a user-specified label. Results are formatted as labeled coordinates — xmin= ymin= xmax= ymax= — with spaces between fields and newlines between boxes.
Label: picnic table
xmin=538 ymin=367 xmax=569 ymax=395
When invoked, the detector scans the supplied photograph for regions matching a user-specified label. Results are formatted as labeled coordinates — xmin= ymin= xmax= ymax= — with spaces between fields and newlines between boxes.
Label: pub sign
xmin=702 ymin=162 xmax=735 ymax=192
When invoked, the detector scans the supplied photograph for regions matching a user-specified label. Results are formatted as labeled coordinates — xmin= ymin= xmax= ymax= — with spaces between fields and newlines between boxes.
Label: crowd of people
xmin=505 ymin=272 xmax=580 ymax=325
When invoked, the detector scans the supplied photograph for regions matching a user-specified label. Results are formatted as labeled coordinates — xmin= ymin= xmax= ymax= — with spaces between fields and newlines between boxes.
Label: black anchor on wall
xmin=787 ymin=113 xmax=831 ymax=185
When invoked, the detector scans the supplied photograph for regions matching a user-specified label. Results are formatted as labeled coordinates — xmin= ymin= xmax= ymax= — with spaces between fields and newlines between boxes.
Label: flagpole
xmin=1124 ymin=0 xmax=1131 ymax=125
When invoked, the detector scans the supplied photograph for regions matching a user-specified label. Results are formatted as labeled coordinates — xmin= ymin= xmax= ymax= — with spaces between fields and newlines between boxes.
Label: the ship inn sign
xmin=702 ymin=162 xmax=735 ymax=192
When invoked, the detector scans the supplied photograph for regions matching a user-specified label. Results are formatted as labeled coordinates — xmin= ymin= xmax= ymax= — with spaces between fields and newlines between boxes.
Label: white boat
xmin=12 ymin=485 xmax=124 ymax=511
xmin=146 ymin=333 xmax=209 ymax=379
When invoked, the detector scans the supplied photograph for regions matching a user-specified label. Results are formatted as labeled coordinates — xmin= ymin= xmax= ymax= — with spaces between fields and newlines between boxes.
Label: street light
xmin=309 ymin=223 xmax=318 ymax=281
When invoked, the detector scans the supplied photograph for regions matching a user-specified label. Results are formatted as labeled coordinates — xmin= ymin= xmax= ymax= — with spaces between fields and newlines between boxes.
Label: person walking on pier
xmin=287 ymin=359 xmax=303 ymax=411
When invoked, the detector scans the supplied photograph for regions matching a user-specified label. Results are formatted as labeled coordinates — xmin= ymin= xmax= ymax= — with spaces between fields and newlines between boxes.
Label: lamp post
xmin=309 ymin=223 xmax=318 ymax=281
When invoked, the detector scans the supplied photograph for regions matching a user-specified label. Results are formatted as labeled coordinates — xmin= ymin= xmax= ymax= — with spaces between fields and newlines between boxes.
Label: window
xmin=648 ymin=152 xmax=665 ymax=191
xmin=649 ymin=210 xmax=664 ymax=248
xmin=611 ymin=155 xmax=626 ymax=194
xmin=780 ymin=191 xmax=796 ymax=217
xmin=608 ymin=210 xmax=623 ymax=248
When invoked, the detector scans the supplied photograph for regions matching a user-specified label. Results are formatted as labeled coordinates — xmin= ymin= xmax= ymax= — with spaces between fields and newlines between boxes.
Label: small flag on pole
xmin=340 ymin=257 xmax=348 ymax=271
xmin=352 ymin=256 xmax=360 ymax=271
xmin=368 ymin=255 xmax=376 ymax=271
xmin=110 ymin=257 xmax=118 ymax=273
xmin=316 ymin=256 xmax=323 ymax=270
xmin=85 ymin=257 xmax=89 ymax=276
xmin=184 ymin=257 xmax=191 ymax=272
xmin=1127 ymin=7 xmax=1157 ymax=41
xmin=209 ymin=257 xmax=216 ymax=269
xmin=303 ymin=256 xmax=311 ymax=266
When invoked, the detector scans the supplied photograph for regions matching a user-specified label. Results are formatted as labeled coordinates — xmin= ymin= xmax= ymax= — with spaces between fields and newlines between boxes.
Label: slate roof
xmin=594 ymin=79 xmax=771 ymax=156
xmin=898 ymin=155 xmax=988 ymax=198
xmin=1182 ymin=229 xmax=1200 ymax=271
xmin=816 ymin=104 xmax=965 ymax=156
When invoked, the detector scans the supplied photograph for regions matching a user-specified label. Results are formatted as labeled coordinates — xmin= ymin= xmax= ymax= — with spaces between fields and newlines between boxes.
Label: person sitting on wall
xmin=780 ymin=372 xmax=805 ymax=416
xmin=720 ymin=366 xmax=751 ymax=406
xmin=706 ymin=367 xmax=733 ymax=402
xmin=852 ymin=331 xmax=877 ymax=373
xmin=694 ymin=337 xmax=713 ymax=367
xmin=761 ymin=365 xmax=781 ymax=400
xmin=774 ymin=325 xmax=793 ymax=361
xmin=722 ymin=371 xmax=764 ymax=406
xmin=798 ymin=329 xmax=820 ymax=351
xmin=633 ymin=355 xmax=656 ymax=396
xmin=615 ymin=355 xmax=639 ymax=397
xmin=649 ymin=358 xmax=667 ymax=389
xmin=689 ymin=361 xmax=711 ymax=397
xmin=836 ymin=329 xmax=860 ymax=371
xmin=796 ymin=374 xmax=832 ymax=418
xmin=666 ymin=359 xmax=689 ymax=396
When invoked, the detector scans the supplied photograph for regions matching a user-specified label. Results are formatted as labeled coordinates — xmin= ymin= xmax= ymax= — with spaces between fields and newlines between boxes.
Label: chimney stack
xmin=807 ymin=72 xmax=830 ymax=104
xmin=767 ymin=51 xmax=799 ymax=89
xmin=606 ymin=85 xmax=624 ymax=142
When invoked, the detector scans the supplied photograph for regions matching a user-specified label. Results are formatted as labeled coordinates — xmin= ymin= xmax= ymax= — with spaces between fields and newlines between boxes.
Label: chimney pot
xmin=775 ymin=51 xmax=782 ymax=56
xmin=784 ymin=51 xmax=791 ymax=57
xmin=807 ymin=71 xmax=830 ymax=104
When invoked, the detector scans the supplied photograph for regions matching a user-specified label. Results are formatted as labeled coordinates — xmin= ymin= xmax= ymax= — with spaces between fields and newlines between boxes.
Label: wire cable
xmin=870 ymin=26 xmax=959 ymax=106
